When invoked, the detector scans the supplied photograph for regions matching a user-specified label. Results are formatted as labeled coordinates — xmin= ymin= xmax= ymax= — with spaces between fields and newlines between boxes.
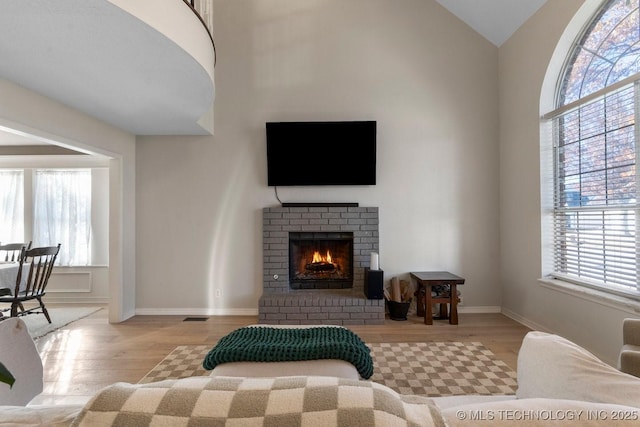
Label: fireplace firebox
xmin=289 ymin=232 xmax=354 ymax=289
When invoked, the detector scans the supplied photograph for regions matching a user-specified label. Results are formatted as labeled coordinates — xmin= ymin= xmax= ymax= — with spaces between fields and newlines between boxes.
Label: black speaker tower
xmin=364 ymin=267 xmax=384 ymax=299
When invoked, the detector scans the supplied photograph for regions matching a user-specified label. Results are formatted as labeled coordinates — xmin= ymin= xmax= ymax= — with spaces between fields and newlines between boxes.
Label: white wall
xmin=0 ymin=78 xmax=136 ymax=322
xmin=135 ymin=0 xmax=501 ymax=314
xmin=499 ymin=0 xmax=640 ymax=365
xmin=92 ymin=168 xmax=110 ymax=266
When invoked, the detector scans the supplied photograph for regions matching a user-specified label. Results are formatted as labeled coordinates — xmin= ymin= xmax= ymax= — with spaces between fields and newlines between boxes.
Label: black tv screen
xmin=266 ymin=121 xmax=376 ymax=186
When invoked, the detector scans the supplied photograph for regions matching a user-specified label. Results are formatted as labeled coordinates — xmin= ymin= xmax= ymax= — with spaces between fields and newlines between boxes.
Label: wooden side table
xmin=410 ymin=271 xmax=465 ymax=325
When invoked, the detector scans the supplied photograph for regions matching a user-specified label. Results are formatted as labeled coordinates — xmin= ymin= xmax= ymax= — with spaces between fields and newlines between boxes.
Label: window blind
xmin=549 ymin=82 xmax=639 ymax=292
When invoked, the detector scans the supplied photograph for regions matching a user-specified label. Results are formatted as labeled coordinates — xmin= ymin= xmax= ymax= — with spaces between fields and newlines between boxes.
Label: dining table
xmin=0 ymin=261 xmax=29 ymax=295
xmin=0 ymin=262 xmax=30 ymax=319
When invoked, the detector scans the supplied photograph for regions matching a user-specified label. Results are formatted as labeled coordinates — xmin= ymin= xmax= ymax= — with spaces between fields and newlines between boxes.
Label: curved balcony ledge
xmin=0 ymin=0 xmax=215 ymax=135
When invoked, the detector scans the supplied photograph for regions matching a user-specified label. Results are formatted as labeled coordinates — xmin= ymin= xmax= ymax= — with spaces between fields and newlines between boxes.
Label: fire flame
xmin=312 ymin=250 xmax=332 ymax=263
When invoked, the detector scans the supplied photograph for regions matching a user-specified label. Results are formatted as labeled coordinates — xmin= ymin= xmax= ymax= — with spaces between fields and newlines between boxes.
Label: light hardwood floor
xmin=31 ymin=306 xmax=532 ymax=405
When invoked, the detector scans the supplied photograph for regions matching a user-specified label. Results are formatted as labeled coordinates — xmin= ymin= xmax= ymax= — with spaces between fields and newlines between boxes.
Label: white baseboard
xmin=44 ymin=296 xmax=109 ymax=304
xmin=500 ymin=307 xmax=618 ymax=366
xmin=458 ymin=305 xmax=502 ymax=314
xmin=135 ymin=306 xmax=501 ymax=317
xmin=135 ymin=308 xmax=259 ymax=316
xmin=500 ymin=307 xmax=552 ymax=333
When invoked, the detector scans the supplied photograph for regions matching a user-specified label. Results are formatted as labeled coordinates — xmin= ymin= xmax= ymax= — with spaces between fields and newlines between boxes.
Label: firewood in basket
xmin=391 ymin=277 xmax=401 ymax=302
xmin=400 ymin=280 xmax=410 ymax=302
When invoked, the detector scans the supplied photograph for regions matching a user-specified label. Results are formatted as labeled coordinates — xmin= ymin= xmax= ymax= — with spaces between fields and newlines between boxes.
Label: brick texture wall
xmin=260 ymin=206 xmax=384 ymax=325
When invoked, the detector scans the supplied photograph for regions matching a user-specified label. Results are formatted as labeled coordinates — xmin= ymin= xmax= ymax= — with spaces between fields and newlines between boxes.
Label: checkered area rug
xmin=369 ymin=342 xmax=517 ymax=396
xmin=139 ymin=341 xmax=517 ymax=397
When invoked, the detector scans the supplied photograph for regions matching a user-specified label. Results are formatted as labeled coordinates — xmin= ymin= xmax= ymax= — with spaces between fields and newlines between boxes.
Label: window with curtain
xmin=33 ymin=169 xmax=92 ymax=266
xmin=544 ymin=0 xmax=640 ymax=296
xmin=0 ymin=170 xmax=24 ymax=243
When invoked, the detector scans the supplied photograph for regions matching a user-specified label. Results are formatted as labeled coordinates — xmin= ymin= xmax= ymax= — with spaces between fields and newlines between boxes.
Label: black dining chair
xmin=0 ymin=241 xmax=32 ymax=262
xmin=0 ymin=244 xmax=60 ymax=323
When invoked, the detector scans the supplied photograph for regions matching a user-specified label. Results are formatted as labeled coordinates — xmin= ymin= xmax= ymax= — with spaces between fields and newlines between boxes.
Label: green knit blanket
xmin=202 ymin=326 xmax=373 ymax=379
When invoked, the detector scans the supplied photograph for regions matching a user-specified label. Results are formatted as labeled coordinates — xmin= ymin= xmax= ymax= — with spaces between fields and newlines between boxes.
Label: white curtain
xmin=33 ymin=169 xmax=91 ymax=266
xmin=0 ymin=170 xmax=24 ymax=243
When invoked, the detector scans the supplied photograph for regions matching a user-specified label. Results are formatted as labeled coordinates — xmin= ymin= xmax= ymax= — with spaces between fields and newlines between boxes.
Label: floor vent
xmin=183 ymin=317 xmax=209 ymax=322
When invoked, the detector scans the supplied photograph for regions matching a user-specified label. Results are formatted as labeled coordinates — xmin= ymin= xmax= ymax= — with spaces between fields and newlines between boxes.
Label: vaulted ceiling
xmin=0 ymin=0 xmax=545 ymax=146
xmin=436 ymin=0 xmax=548 ymax=46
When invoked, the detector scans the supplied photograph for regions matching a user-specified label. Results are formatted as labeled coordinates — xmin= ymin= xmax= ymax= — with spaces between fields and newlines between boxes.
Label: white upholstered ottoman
xmin=209 ymin=325 xmax=363 ymax=379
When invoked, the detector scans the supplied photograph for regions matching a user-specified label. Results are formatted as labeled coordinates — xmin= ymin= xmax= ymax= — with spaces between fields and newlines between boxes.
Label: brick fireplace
xmin=259 ymin=206 xmax=384 ymax=325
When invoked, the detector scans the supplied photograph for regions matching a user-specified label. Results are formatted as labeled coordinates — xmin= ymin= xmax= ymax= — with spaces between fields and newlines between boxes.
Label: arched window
xmin=560 ymin=0 xmax=640 ymax=105
xmin=545 ymin=0 xmax=640 ymax=296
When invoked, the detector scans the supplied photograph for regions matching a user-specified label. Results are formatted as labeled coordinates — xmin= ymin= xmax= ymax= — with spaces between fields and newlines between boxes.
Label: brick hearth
xmin=260 ymin=206 xmax=384 ymax=325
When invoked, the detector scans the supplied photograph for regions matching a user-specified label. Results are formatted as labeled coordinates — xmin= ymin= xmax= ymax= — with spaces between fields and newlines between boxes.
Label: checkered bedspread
xmin=71 ymin=376 xmax=445 ymax=426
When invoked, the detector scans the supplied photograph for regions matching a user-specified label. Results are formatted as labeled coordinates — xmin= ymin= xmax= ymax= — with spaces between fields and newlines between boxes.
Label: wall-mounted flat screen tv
xmin=266 ymin=120 xmax=376 ymax=186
